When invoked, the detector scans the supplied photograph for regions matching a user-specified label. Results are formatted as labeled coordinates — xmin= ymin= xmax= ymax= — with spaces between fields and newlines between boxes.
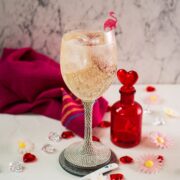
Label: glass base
xmin=64 ymin=141 xmax=111 ymax=168
xmin=59 ymin=149 xmax=118 ymax=176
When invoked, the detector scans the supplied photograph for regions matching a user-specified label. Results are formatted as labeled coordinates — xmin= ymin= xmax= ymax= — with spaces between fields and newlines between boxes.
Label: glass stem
xmin=82 ymin=101 xmax=94 ymax=154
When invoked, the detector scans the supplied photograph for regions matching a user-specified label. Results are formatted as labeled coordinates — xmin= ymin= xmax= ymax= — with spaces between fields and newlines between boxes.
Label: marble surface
xmin=0 ymin=84 xmax=180 ymax=180
xmin=0 ymin=0 xmax=180 ymax=83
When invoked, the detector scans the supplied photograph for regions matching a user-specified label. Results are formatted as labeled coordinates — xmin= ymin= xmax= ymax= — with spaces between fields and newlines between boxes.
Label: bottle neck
xmin=120 ymin=91 xmax=135 ymax=104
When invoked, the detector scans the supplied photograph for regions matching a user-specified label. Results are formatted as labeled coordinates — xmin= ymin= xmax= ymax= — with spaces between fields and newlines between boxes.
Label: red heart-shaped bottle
xmin=23 ymin=153 xmax=37 ymax=163
xmin=117 ymin=69 xmax=138 ymax=86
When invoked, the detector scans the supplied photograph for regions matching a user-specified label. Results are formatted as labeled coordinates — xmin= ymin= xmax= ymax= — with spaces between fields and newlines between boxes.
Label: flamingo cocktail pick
xmin=104 ymin=11 xmax=117 ymax=31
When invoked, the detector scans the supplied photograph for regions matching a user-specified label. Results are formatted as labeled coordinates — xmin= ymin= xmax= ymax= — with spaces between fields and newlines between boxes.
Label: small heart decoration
xmin=23 ymin=153 xmax=37 ymax=163
xmin=117 ymin=69 xmax=138 ymax=86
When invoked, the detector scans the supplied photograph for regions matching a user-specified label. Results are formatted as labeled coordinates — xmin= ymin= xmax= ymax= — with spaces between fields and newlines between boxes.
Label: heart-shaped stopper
xmin=117 ymin=69 xmax=138 ymax=87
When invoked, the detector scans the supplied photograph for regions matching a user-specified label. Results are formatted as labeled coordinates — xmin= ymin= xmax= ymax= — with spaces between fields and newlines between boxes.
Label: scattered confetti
xmin=153 ymin=116 xmax=166 ymax=126
xmin=120 ymin=156 xmax=134 ymax=164
xmin=143 ymin=106 xmax=152 ymax=114
xmin=18 ymin=139 xmax=34 ymax=154
xmin=98 ymin=121 xmax=111 ymax=128
xmin=146 ymin=86 xmax=156 ymax=92
xmin=144 ymin=94 xmax=161 ymax=105
xmin=149 ymin=132 xmax=172 ymax=149
xmin=9 ymin=161 xmax=24 ymax=173
xmin=137 ymin=154 xmax=164 ymax=173
xmin=110 ymin=173 xmax=124 ymax=180
xmin=157 ymin=155 xmax=164 ymax=163
xmin=92 ymin=136 xmax=101 ymax=142
xmin=48 ymin=132 xmax=61 ymax=142
xmin=42 ymin=144 xmax=56 ymax=154
xmin=61 ymin=131 xmax=75 ymax=139
xmin=163 ymin=107 xmax=179 ymax=117
xmin=23 ymin=153 xmax=37 ymax=163
xmin=149 ymin=95 xmax=158 ymax=102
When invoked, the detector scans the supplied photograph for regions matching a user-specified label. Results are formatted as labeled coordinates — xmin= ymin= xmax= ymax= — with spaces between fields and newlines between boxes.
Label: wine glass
xmin=60 ymin=30 xmax=117 ymax=169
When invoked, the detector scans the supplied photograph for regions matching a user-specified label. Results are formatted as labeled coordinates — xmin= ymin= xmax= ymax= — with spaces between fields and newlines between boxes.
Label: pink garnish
xmin=104 ymin=11 xmax=117 ymax=31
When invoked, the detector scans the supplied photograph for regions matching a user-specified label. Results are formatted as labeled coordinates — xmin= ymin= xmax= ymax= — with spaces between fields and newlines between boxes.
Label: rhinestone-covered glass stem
xmin=63 ymin=101 xmax=111 ymax=168
xmin=82 ymin=101 xmax=94 ymax=154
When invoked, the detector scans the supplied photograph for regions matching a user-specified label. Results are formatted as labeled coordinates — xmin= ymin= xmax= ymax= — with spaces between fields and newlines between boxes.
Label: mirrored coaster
xmin=59 ymin=150 xmax=118 ymax=177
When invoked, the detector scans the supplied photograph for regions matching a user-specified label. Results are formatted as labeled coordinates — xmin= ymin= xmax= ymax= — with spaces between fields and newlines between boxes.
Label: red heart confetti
xmin=92 ymin=136 xmax=101 ymax=142
xmin=110 ymin=173 xmax=124 ymax=180
xmin=117 ymin=69 xmax=138 ymax=87
xmin=98 ymin=121 xmax=111 ymax=128
xmin=61 ymin=131 xmax=75 ymax=139
xmin=146 ymin=86 xmax=156 ymax=92
xmin=23 ymin=153 xmax=37 ymax=163
xmin=120 ymin=155 xmax=134 ymax=164
xmin=157 ymin=155 xmax=164 ymax=163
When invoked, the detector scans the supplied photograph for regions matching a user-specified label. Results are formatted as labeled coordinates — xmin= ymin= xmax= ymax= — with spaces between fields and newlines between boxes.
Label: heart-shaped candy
xmin=23 ymin=153 xmax=37 ymax=163
xmin=117 ymin=69 xmax=138 ymax=86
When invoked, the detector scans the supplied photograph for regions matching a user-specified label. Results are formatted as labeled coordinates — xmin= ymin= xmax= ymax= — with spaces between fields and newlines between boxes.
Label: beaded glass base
xmin=59 ymin=149 xmax=118 ymax=176
xmin=64 ymin=141 xmax=111 ymax=168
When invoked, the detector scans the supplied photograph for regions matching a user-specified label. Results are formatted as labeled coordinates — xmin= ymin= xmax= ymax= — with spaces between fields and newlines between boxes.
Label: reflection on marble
xmin=0 ymin=0 xmax=180 ymax=83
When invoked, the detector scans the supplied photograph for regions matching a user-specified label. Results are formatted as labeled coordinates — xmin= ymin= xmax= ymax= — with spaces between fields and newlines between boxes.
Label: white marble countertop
xmin=0 ymin=84 xmax=180 ymax=180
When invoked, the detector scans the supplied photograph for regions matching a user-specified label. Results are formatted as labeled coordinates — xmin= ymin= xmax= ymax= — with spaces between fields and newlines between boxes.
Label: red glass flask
xmin=111 ymin=69 xmax=143 ymax=148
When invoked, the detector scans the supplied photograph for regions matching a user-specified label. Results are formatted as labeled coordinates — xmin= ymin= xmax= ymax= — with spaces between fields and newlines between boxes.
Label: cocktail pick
xmin=104 ymin=11 xmax=117 ymax=31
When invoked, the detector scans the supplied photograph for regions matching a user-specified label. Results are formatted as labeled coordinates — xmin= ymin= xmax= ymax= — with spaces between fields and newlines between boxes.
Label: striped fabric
xmin=60 ymin=88 xmax=108 ymax=137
